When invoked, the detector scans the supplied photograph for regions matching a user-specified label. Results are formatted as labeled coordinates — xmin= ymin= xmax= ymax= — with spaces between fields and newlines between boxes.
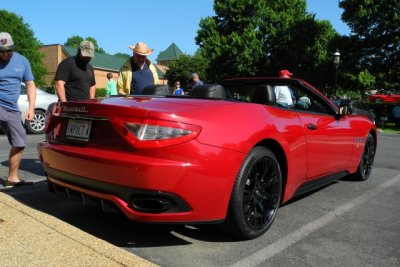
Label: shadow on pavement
xmin=1 ymin=158 xmax=45 ymax=176
xmin=1 ymin=181 xmax=237 ymax=249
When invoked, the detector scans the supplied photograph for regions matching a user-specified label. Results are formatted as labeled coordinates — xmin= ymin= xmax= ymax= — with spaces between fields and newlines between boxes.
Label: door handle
xmin=307 ymin=123 xmax=317 ymax=130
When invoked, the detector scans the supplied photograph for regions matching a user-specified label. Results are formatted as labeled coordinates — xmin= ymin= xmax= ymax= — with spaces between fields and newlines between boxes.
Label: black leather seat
xmin=191 ymin=84 xmax=227 ymax=99
xmin=142 ymin=85 xmax=171 ymax=95
xmin=251 ymin=84 xmax=276 ymax=105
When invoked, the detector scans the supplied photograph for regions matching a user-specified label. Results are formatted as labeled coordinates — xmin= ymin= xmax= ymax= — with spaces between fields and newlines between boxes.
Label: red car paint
xmin=38 ymin=78 xmax=377 ymax=239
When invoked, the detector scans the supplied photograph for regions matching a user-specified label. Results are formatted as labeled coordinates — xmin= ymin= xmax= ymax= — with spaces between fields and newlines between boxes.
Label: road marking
xmin=231 ymin=174 xmax=400 ymax=267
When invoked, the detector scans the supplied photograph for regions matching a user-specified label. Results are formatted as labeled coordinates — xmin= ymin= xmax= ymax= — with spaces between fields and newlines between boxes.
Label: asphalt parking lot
xmin=1 ymin=133 xmax=399 ymax=266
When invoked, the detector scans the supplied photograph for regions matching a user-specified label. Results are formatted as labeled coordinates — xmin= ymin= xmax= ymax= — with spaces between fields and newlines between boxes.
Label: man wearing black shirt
xmin=55 ymin=41 xmax=96 ymax=102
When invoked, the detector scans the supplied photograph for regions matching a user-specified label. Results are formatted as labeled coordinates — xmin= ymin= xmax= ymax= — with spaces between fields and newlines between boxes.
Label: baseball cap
xmin=279 ymin=69 xmax=293 ymax=77
xmin=0 ymin=32 xmax=15 ymax=51
xmin=79 ymin=40 xmax=95 ymax=58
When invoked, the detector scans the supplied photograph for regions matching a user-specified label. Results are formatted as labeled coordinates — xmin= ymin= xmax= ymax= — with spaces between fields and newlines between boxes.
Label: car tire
xmin=25 ymin=109 xmax=46 ymax=134
xmin=225 ymin=146 xmax=282 ymax=239
xmin=350 ymin=133 xmax=376 ymax=181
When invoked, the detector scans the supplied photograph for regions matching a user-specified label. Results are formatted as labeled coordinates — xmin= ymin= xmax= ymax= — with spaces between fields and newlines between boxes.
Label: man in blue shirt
xmin=0 ymin=32 xmax=36 ymax=187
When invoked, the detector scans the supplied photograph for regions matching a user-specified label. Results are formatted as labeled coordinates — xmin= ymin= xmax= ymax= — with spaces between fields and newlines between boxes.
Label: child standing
xmin=105 ymin=72 xmax=118 ymax=96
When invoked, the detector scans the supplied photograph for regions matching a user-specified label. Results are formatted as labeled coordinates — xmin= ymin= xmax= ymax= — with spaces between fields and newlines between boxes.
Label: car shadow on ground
xmin=281 ymin=181 xmax=339 ymax=206
xmin=281 ymin=177 xmax=367 ymax=208
xmin=1 ymin=181 xmax=238 ymax=248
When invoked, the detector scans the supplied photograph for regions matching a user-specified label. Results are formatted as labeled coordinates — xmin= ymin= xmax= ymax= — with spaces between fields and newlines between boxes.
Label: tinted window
xmin=224 ymin=80 xmax=334 ymax=115
xmin=224 ymin=84 xmax=257 ymax=102
xmin=289 ymin=84 xmax=333 ymax=115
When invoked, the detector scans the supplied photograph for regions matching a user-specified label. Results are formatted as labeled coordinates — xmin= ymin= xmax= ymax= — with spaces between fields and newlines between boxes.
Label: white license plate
xmin=66 ymin=120 xmax=92 ymax=141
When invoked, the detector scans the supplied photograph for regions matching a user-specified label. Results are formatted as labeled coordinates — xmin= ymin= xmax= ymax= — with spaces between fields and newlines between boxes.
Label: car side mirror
xmin=337 ymin=102 xmax=353 ymax=118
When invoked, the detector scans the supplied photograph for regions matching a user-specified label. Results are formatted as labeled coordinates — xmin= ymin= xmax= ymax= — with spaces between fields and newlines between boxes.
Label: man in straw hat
xmin=117 ymin=42 xmax=159 ymax=95
xmin=0 ymin=32 xmax=36 ymax=187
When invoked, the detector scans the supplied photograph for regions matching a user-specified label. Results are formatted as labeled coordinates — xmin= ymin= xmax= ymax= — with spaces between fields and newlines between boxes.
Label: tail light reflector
xmin=111 ymin=117 xmax=201 ymax=148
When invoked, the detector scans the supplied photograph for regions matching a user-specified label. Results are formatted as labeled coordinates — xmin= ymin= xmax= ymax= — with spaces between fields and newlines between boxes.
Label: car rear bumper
xmin=38 ymin=141 xmax=245 ymax=223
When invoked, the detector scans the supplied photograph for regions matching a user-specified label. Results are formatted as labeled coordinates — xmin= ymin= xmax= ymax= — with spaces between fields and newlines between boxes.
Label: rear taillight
xmin=111 ymin=117 xmax=201 ymax=148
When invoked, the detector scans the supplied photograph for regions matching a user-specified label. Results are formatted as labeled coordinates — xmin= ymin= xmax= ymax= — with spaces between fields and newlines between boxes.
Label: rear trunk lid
xmin=45 ymin=96 xmax=232 ymax=150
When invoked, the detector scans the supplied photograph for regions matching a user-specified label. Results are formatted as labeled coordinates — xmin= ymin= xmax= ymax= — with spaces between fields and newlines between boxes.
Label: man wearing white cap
xmin=117 ymin=42 xmax=159 ymax=95
xmin=0 ymin=32 xmax=36 ymax=187
xmin=55 ymin=40 xmax=96 ymax=101
xmin=274 ymin=69 xmax=294 ymax=107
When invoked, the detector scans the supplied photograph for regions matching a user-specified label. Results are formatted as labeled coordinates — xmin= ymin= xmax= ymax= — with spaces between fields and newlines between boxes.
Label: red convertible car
xmin=38 ymin=77 xmax=377 ymax=239
xmin=369 ymin=90 xmax=400 ymax=103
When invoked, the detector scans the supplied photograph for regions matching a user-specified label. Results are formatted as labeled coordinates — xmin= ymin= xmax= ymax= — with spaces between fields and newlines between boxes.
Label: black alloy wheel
xmin=225 ymin=147 xmax=282 ymax=239
xmin=351 ymin=133 xmax=375 ymax=181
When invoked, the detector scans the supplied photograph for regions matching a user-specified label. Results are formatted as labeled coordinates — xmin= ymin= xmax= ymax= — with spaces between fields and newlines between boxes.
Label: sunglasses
xmin=0 ymin=50 xmax=13 ymax=55
xmin=175 ymin=83 xmax=180 ymax=85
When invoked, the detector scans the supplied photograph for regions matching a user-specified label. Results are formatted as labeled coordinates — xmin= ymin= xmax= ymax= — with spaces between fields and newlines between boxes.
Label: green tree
xmin=165 ymin=53 xmax=209 ymax=87
xmin=64 ymin=35 xmax=84 ymax=48
xmin=339 ymin=0 xmax=400 ymax=88
xmin=196 ymin=0 xmax=266 ymax=80
xmin=114 ymin=52 xmax=130 ymax=58
xmin=195 ymin=0 xmax=339 ymax=91
xmin=358 ymin=69 xmax=375 ymax=90
xmin=86 ymin=36 xmax=106 ymax=54
xmin=0 ymin=10 xmax=47 ymax=87
xmin=65 ymin=35 xmax=106 ymax=54
xmin=272 ymin=16 xmax=338 ymax=88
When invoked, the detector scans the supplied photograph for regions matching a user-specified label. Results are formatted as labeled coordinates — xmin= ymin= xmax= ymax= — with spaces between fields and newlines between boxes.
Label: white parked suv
xmin=18 ymin=83 xmax=58 ymax=134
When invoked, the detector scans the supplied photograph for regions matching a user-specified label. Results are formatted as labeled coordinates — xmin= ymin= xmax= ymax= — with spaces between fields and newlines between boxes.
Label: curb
xmin=0 ymin=192 xmax=157 ymax=267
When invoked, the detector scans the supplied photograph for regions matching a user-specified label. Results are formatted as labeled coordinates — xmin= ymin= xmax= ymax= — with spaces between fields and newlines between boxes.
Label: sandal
xmin=5 ymin=179 xmax=34 ymax=187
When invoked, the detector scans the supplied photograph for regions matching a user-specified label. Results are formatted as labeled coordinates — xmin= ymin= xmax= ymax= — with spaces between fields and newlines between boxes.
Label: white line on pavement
xmin=231 ymin=174 xmax=400 ymax=267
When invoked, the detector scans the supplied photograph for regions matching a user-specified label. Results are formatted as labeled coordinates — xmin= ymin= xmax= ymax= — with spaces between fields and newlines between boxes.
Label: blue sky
xmin=1 ymin=1 xmax=349 ymax=62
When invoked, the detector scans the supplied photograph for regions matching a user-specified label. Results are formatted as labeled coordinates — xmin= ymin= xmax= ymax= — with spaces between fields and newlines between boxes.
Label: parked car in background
xmin=369 ymin=90 xmax=400 ymax=103
xmin=331 ymin=99 xmax=376 ymax=124
xmin=19 ymin=83 xmax=58 ymax=134
xmin=38 ymin=78 xmax=377 ymax=239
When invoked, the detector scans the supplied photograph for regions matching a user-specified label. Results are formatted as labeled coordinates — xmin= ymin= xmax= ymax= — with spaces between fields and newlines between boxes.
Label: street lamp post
xmin=333 ymin=49 xmax=341 ymax=97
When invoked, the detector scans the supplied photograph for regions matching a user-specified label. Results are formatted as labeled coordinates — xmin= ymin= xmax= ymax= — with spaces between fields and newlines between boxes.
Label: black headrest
xmin=191 ymin=84 xmax=226 ymax=99
xmin=142 ymin=85 xmax=171 ymax=95
xmin=251 ymin=85 xmax=276 ymax=105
